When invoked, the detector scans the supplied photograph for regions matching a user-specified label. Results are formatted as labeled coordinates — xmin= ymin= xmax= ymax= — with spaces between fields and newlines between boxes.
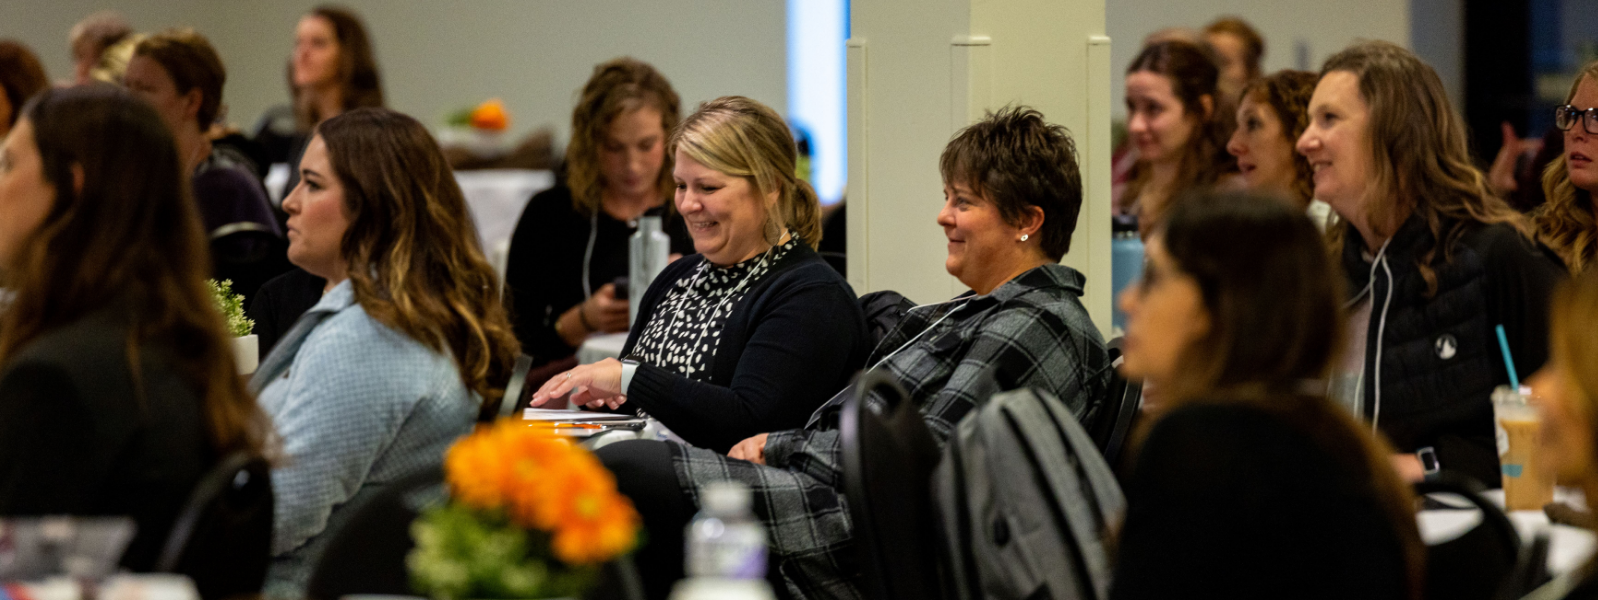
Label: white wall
xmin=0 ymin=1 xmax=788 ymax=145
xmin=1106 ymin=0 xmax=1412 ymax=120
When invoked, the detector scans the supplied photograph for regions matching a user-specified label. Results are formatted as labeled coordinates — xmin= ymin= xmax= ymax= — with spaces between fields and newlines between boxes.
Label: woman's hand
xmin=1488 ymin=122 xmax=1533 ymax=197
xmin=728 ymin=433 xmax=770 ymax=465
xmin=555 ymin=284 xmax=630 ymax=347
xmin=530 ymin=358 xmax=626 ymax=409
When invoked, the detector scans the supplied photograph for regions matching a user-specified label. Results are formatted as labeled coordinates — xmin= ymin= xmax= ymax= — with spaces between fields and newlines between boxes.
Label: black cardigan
xmin=617 ymin=243 xmax=870 ymax=453
xmin=504 ymin=185 xmax=695 ymax=366
xmin=0 ymin=301 xmax=214 ymax=572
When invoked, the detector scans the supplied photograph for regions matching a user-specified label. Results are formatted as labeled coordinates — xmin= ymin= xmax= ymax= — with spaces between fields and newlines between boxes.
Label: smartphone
xmin=612 ymin=276 xmax=629 ymax=299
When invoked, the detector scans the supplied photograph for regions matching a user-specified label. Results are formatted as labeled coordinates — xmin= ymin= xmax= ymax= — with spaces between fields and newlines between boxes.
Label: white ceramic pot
xmin=233 ymin=334 xmax=259 ymax=375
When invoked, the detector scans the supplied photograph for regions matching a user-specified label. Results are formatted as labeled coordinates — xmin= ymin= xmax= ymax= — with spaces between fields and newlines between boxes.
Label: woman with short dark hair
xmin=0 ymin=86 xmax=272 ymax=572
xmin=252 ymin=107 xmax=519 ymax=597
xmin=1112 ymin=190 xmax=1423 ymax=600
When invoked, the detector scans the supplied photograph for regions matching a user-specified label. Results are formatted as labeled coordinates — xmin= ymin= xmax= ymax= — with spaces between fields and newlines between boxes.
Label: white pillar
xmin=848 ymin=0 xmax=1114 ymax=336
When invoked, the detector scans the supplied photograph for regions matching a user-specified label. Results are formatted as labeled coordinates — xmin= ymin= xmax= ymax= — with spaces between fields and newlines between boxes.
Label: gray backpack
xmin=934 ymin=388 xmax=1125 ymax=600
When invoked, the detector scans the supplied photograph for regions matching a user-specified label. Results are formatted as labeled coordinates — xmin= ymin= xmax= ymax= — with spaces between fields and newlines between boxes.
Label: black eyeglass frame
xmin=1555 ymin=105 xmax=1598 ymax=135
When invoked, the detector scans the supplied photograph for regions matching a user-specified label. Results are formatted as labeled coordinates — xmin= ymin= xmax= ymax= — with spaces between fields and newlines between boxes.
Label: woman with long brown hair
xmin=504 ymin=57 xmax=694 ymax=369
xmin=1113 ymin=190 xmax=1423 ymax=600
xmin=250 ymin=107 xmax=518 ymax=597
xmin=289 ymin=5 xmax=382 ymax=131
xmin=1536 ymin=59 xmax=1598 ymax=274
xmin=0 ymin=86 xmax=271 ymax=570
xmin=1296 ymin=41 xmax=1565 ymax=486
xmin=1120 ymin=40 xmax=1237 ymax=238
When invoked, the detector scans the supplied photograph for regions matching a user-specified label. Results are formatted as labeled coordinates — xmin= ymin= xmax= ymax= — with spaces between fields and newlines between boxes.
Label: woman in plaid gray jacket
xmin=598 ymin=106 xmax=1110 ymax=599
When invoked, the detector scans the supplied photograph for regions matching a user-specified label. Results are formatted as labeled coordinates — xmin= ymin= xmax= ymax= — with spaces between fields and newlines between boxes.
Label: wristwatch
xmin=620 ymin=359 xmax=640 ymax=395
xmin=1417 ymin=446 xmax=1441 ymax=481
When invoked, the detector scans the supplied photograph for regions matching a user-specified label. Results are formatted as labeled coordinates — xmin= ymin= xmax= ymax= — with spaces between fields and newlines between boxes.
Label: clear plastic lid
xmin=701 ymin=481 xmax=752 ymax=515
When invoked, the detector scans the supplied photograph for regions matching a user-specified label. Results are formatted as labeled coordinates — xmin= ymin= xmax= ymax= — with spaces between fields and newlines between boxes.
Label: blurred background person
xmin=0 ymin=86 xmax=271 ymax=574
xmin=1297 ymin=41 xmax=1565 ymax=486
xmin=67 ymin=10 xmax=131 ymax=86
xmin=1203 ymin=16 xmax=1265 ymax=102
xmin=1521 ymin=270 xmax=1598 ymax=599
xmin=1120 ymin=39 xmax=1237 ymax=237
xmin=0 ymin=41 xmax=49 ymax=139
xmin=1536 ymin=59 xmax=1598 ymax=275
xmin=1113 ymin=190 xmax=1422 ymax=600
xmin=126 ymin=29 xmax=288 ymax=301
xmin=504 ymin=57 xmax=694 ymax=370
xmin=251 ymin=107 xmax=519 ymax=598
xmin=530 ymin=95 xmax=868 ymax=453
xmin=1226 ymin=69 xmax=1334 ymax=228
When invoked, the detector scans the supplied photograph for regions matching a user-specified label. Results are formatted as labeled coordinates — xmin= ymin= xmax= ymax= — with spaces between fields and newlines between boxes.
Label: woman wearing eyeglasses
xmin=1537 ymin=61 xmax=1598 ymax=275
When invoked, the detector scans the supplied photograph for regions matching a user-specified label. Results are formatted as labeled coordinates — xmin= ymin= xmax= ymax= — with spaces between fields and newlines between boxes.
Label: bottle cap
xmin=701 ymin=481 xmax=751 ymax=514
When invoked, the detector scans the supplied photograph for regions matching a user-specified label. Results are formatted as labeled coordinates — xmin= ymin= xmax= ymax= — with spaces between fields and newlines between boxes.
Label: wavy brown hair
xmin=672 ymin=96 xmax=822 ymax=248
xmin=0 ymin=86 xmax=270 ymax=456
xmin=1123 ymin=40 xmax=1237 ymax=227
xmin=1204 ymin=16 xmax=1265 ymax=81
xmin=133 ymin=29 xmax=226 ymax=128
xmin=1536 ymin=61 xmax=1598 ymax=274
xmin=1320 ymin=41 xmax=1532 ymax=296
xmin=1150 ymin=190 xmax=1424 ymax=599
xmin=315 ymin=108 xmax=519 ymax=417
xmin=1239 ymin=70 xmax=1318 ymax=206
xmin=291 ymin=5 xmax=384 ymax=130
xmin=566 ymin=57 xmax=681 ymax=215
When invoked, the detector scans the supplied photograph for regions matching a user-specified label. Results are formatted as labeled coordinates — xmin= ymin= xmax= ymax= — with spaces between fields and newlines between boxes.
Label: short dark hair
xmin=1204 ymin=16 xmax=1266 ymax=80
xmin=939 ymin=105 xmax=1083 ymax=260
xmin=134 ymin=29 xmax=227 ymax=127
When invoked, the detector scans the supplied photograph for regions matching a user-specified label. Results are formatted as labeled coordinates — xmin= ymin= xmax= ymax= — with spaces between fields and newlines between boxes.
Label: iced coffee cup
xmin=1494 ymin=385 xmax=1555 ymax=511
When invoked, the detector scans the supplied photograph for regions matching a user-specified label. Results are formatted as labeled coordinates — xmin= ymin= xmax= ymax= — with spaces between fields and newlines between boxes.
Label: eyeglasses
xmin=1554 ymin=105 xmax=1598 ymax=135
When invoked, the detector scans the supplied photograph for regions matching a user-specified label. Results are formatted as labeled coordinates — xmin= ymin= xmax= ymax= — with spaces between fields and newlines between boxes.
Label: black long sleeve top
xmin=618 ymin=243 xmax=870 ymax=453
xmin=503 ymin=184 xmax=694 ymax=366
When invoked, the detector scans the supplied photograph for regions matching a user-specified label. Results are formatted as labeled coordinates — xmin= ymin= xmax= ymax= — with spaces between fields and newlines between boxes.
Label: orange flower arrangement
xmin=411 ymin=421 xmax=640 ymax=599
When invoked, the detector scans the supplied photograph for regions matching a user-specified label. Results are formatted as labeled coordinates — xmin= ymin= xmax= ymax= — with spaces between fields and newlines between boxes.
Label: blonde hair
xmin=671 ymin=96 xmax=822 ymax=249
xmin=566 ymin=57 xmax=680 ymax=215
xmin=1535 ymin=62 xmax=1598 ymax=274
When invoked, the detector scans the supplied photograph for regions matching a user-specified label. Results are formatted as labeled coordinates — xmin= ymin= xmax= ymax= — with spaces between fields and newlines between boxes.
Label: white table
xmin=1417 ymin=488 xmax=1596 ymax=575
xmin=577 ymin=332 xmax=629 ymax=364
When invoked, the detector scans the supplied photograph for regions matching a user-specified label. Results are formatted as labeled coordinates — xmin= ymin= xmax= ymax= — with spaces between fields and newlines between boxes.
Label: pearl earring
xmin=1019 ymin=234 xmax=1030 ymax=242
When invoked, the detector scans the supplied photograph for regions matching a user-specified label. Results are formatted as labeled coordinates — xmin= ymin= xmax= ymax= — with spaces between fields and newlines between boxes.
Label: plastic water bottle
xmin=672 ymin=481 xmax=773 ymax=599
xmin=628 ymin=211 xmax=671 ymax=327
xmin=686 ymin=482 xmax=767 ymax=579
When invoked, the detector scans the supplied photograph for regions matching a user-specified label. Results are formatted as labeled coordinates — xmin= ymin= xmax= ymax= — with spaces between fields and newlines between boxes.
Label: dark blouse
xmin=617 ymin=241 xmax=870 ymax=453
xmin=503 ymin=184 xmax=694 ymax=366
xmin=1112 ymin=399 xmax=1414 ymax=600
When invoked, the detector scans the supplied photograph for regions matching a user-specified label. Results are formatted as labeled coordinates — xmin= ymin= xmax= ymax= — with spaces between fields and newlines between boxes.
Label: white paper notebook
xmin=522 ymin=408 xmax=639 ymax=422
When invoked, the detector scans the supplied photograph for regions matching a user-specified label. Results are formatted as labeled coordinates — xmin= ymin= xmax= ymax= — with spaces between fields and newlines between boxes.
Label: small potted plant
xmin=207 ymin=279 xmax=257 ymax=374
xmin=409 ymin=421 xmax=641 ymax=600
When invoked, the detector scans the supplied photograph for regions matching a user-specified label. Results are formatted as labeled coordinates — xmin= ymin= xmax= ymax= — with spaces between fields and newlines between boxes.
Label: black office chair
xmin=1415 ymin=474 xmax=1522 ymax=600
xmin=490 ymin=354 xmax=536 ymax=421
xmin=305 ymin=467 xmax=644 ymax=600
xmin=1088 ymin=337 xmax=1141 ymax=469
xmin=858 ymin=290 xmax=915 ymax=350
xmin=210 ymin=221 xmax=292 ymax=302
xmin=156 ymin=451 xmax=273 ymax=600
xmin=840 ymin=369 xmax=946 ymax=600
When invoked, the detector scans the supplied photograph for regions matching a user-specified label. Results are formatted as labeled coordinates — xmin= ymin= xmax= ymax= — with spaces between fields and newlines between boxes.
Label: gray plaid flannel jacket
xmin=668 ymin=264 xmax=1109 ymax=599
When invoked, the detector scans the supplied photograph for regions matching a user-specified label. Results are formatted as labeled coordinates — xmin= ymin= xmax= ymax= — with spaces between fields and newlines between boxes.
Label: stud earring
xmin=1019 ymin=234 xmax=1030 ymax=242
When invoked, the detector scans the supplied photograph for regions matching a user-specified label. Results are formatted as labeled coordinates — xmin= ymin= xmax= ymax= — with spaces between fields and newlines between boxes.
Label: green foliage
xmin=207 ymin=279 xmax=254 ymax=337
xmin=408 ymin=503 xmax=598 ymax=600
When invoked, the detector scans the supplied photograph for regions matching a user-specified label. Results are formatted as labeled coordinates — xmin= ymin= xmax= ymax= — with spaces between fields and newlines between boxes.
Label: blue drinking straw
xmin=1495 ymin=324 xmax=1520 ymax=389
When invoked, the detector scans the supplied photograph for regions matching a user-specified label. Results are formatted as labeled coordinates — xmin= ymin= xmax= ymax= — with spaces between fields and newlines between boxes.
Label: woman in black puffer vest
xmin=1296 ymin=41 xmax=1567 ymax=486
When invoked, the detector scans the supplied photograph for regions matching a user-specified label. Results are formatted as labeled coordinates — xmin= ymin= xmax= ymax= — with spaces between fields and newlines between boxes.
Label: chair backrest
xmin=1415 ymin=474 xmax=1523 ymax=600
xmin=1088 ymin=338 xmax=1141 ymax=469
xmin=840 ymin=369 xmax=946 ymax=600
xmin=157 ymin=451 xmax=273 ymax=600
xmin=857 ymin=290 xmax=916 ymax=351
xmin=493 ymin=354 xmax=536 ymax=420
xmin=209 ymin=222 xmax=292 ymax=301
xmin=933 ymin=387 xmax=1124 ymax=600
